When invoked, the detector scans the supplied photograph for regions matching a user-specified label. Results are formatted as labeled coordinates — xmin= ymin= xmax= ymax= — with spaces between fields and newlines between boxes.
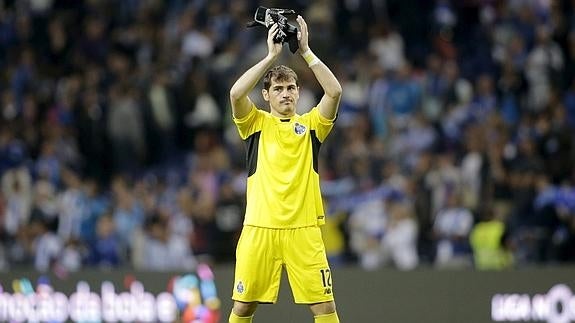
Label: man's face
xmin=262 ymin=77 xmax=299 ymax=117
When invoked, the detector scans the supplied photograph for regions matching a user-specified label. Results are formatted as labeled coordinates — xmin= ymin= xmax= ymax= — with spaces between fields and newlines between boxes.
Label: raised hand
xmin=267 ymin=23 xmax=283 ymax=58
xmin=296 ymin=15 xmax=309 ymax=53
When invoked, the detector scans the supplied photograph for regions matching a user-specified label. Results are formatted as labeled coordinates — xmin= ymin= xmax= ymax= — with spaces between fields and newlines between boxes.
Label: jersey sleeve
xmin=233 ymin=103 xmax=263 ymax=139
xmin=308 ymin=107 xmax=336 ymax=142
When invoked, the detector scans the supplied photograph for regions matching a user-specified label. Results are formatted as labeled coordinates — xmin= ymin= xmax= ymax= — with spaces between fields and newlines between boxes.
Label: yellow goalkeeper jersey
xmin=233 ymin=103 xmax=335 ymax=228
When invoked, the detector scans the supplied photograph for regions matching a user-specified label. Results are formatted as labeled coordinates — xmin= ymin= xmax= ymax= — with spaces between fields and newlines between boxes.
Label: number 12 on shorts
xmin=320 ymin=268 xmax=332 ymax=287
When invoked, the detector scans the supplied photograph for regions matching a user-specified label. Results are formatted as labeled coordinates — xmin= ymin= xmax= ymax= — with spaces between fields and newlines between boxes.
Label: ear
xmin=262 ymin=89 xmax=269 ymax=102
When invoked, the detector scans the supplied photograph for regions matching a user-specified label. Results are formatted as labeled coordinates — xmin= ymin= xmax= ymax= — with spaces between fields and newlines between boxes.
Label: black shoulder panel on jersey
xmin=245 ymin=131 xmax=261 ymax=177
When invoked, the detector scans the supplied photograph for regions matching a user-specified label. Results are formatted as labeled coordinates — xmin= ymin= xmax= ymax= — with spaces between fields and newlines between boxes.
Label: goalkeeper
xmin=228 ymin=15 xmax=342 ymax=323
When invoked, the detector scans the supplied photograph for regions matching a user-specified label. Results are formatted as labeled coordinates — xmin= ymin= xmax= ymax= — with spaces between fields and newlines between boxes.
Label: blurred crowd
xmin=1 ymin=0 xmax=575 ymax=273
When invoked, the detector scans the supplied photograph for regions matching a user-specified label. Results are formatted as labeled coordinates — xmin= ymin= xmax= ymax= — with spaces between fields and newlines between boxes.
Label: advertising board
xmin=1 ymin=266 xmax=574 ymax=323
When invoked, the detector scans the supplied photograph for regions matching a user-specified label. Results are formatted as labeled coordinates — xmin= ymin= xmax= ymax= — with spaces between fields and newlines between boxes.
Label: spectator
xmin=348 ymin=197 xmax=386 ymax=270
xmin=385 ymin=62 xmax=421 ymax=130
xmin=110 ymin=175 xmax=144 ymax=254
xmin=56 ymin=167 xmax=85 ymax=240
xmin=79 ymin=178 xmax=109 ymax=243
xmin=212 ymin=175 xmax=244 ymax=262
xmin=107 ymin=84 xmax=146 ymax=174
xmin=380 ymin=197 xmax=419 ymax=270
xmin=29 ymin=179 xmax=58 ymax=231
xmin=525 ymin=24 xmax=564 ymax=112
xmin=432 ymin=192 xmax=474 ymax=269
xmin=144 ymin=70 xmax=177 ymax=165
xmin=141 ymin=214 xmax=196 ymax=271
xmin=87 ymin=214 xmax=122 ymax=268
xmin=29 ymin=217 xmax=62 ymax=272
xmin=1 ymin=165 xmax=32 ymax=236
xmin=59 ymin=238 xmax=84 ymax=272
xmin=368 ymin=22 xmax=406 ymax=72
xmin=470 ymin=208 xmax=513 ymax=270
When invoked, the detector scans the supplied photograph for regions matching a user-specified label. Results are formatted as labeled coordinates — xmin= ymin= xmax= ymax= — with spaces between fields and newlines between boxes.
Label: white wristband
xmin=301 ymin=49 xmax=320 ymax=67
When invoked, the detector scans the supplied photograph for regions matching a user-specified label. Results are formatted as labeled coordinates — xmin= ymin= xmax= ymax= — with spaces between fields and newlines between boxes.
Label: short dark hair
xmin=263 ymin=65 xmax=298 ymax=90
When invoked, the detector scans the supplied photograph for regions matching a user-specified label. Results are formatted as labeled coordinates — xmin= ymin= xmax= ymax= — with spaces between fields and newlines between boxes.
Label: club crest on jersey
xmin=294 ymin=122 xmax=306 ymax=135
xmin=236 ymin=281 xmax=244 ymax=294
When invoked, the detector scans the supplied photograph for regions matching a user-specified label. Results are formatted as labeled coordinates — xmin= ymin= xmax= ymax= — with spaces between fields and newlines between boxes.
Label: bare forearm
xmin=229 ymin=54 xmax=278 ymax=118
xmin=230 ymin=54 xmax=277 ymax=101
xmin=229 ymin=24 xmax=283 ymax=118
xmin=296 ymin=15 xmax=342 ymax=119
xmin=310 ymin=61 xmax=342 ymax=99
xmin=303 ymin=50 xmax=342 ymax=119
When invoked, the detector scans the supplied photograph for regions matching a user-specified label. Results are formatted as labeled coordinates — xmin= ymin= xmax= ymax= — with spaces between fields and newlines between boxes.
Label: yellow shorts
xmin=232 ymin=225 xmax=335 ymax=304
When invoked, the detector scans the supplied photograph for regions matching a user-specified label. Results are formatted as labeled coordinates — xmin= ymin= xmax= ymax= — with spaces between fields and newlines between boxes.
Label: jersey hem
xmin=242 ymin=223 xmax=323 ymax=229
xmin=231 ymin=297 xmax=277 ymax=304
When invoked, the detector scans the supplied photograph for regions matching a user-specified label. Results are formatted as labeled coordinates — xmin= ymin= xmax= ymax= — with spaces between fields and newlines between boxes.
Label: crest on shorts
xmin=236 ymin=281 xmax=244 ymax=294
xmin=294 ymin=122 xmax=306 ymax=135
